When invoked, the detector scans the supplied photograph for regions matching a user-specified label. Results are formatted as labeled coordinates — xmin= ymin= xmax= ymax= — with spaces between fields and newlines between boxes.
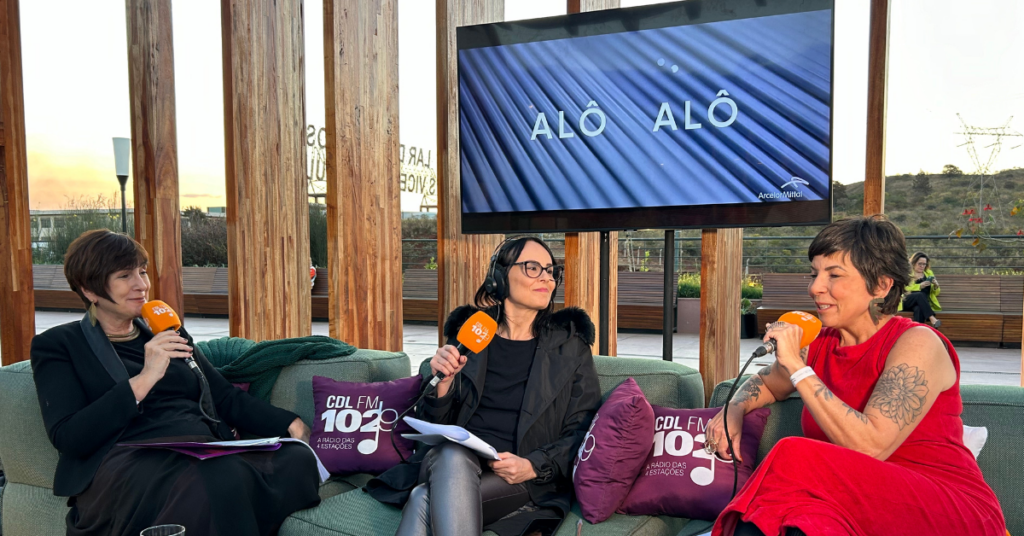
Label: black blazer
xmin=30 ymin=315 xmax=299 ymax=497
xmin=368 ymin=305 xmax=601 ymax=520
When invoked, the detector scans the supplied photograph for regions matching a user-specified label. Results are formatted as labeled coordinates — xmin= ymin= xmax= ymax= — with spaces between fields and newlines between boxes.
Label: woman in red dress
xmin=705 ymin=216 xmax=1006 ymax=536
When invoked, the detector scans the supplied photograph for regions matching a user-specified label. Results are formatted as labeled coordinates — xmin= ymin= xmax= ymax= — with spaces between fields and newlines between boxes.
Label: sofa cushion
xmin=618 ymin=407 xmax=769 ymax=521
xmin=271 ymin=349 xmax=410 ymax=426
xmin=0 ymin=361 xmax=60 ymax=489
xmin=573 ymin=378 xmax=655 ymax=523
xmin=0 ymin=482 xmax=68 ymax=536
xmin=311 ymin=375 xmax=420 ymax=475
xmin=553 ymin=501 xmax=689 ymax=536
xmin=281 ymin=488 xmax=403 ymax=536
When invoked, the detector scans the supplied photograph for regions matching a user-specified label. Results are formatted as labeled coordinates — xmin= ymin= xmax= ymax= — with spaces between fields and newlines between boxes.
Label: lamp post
xmin=112 ymin=137 xmax=131 ymax=233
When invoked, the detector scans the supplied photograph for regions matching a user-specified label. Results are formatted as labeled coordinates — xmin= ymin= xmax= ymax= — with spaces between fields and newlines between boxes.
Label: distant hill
xmin=832 ymin=168 xmax=1024 ymax=237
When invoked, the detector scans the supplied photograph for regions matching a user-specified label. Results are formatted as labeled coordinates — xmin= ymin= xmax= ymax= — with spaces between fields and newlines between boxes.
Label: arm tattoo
xmin=732 ymin=375 xmax=764 ymax=406
xmin=757 ymin=364 xmax=772 ymax=377
xmin=868 ymin=363 xmax=929 ymax=430
xmin=812 ymin=380 xmax=835 ymax=401
xmin=843 ymin=402 xmax=870 ymax=424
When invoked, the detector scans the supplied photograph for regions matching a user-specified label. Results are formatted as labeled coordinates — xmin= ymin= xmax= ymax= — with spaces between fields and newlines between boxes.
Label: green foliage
xmin=942 ymin=164 xmax=963 ymax=176
xmin=402 ymin=215 xmax=438 ymax=272
xmin=424 ymin=257 xmax=438 ymax=270
xmin=741 ymin=298 xmax=756 ymax=315
xmin=309 ymin=204 xmax=328 ymax=268
xmin=32 ymin=195 xmax=135 ymax=264
xmin=677 ymin=273 xmax=701 ymax=298
xmin=741 ymin=275 xmax=763 ymax=299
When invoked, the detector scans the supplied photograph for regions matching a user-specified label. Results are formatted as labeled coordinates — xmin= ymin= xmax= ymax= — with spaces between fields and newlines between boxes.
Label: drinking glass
xmin=141 ymin=525 xmax=185 ymax=536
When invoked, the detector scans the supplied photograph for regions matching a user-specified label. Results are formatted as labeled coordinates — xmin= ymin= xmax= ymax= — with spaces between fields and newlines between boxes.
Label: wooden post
xmin=0 ymin=0 xmax=33 ymax=365
xmin=564 ymin=0 xmax=619 ymax=356
xmin=126 ymin=0 xmax=183 ymax=317
xmin=435 ymin=0 xmax=505 ymax=343
xmin=322 ymin=0 xmax=402 ymax=351
xmin=220 ymin=0 xmax=311 ymax=341
xmin=863 ymin=0 xmax=889 ymax=216
xmin=699 ymin=228 xmax=742 ymax=405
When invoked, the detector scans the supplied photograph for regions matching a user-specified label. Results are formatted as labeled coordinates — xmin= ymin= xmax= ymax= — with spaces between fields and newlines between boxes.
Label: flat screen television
xmin=457 ymin=0 xmax=833 ymax=234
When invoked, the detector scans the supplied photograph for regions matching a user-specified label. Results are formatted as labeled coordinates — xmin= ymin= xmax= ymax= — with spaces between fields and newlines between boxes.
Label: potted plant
xmin=740 ymin=298 xmax=758 ymax=339
xmin=676 ymin=273 xmax=701 ymax=334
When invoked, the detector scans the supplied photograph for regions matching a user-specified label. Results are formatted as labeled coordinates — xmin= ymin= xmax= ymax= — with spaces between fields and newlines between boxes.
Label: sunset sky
xmin=19 ymin=0 xmax=1024 ymax=211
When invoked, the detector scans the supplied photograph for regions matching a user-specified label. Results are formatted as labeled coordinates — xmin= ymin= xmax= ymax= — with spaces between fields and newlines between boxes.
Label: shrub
xmin=677 ymin=273 xmax=700 ymax=298
xmin=741 ymin=276 xmax=763 ymax=299
xmin=33 ymin=194 xmax=134 ymax=264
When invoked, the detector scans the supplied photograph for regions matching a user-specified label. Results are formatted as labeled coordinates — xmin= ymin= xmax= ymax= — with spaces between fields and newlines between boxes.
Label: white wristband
xmin=790 ymin=366 xmax=816 ymax=387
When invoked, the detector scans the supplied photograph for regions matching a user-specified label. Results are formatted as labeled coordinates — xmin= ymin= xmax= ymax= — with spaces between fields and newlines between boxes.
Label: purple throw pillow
xmin=311 ymin=375 xmax=422 ymax=475
xmin=572 ymin=378 xmax=656 ymax=524
xmin=618 ymin=406 xmax=770 ymax=521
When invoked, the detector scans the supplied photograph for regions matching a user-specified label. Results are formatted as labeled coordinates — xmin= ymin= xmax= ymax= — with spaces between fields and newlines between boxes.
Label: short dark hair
xmin=474 ymin=236 xmax=560 ymax=339
xmin=807 ymin=215 xmax=910 ymax=315
xmin=64 ymin=229 xmax=149 ymax=307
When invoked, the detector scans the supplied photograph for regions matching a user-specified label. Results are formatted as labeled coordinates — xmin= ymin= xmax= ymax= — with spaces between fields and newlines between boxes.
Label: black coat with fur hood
xmin=366 ymin=305 xmax=601 ymax=523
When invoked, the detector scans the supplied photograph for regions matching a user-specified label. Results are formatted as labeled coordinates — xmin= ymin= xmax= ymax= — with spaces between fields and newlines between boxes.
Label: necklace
xmin=106 ymin=323 xmax=140 ymax=343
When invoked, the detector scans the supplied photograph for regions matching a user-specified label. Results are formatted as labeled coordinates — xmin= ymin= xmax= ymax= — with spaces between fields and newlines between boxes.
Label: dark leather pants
xmin=395 ymin=443 xmax=530 ymax=536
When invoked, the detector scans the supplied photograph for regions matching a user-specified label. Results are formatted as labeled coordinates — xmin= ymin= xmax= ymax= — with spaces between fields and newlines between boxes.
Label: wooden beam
xmin=863 ymin=0 xmax=889 ymax=215
xmin=126 ymin=0 xmax=183 ymax=317
xmin=699 ymin=228 xmax=742 ymax=405
xmin=0 ymin=0 xmax=33 ymax=365
xmin=323 ymin=0 xmax=402 ymax=351
xmin=220 ymin=0 xmax=311 ymax=341
xmin=436 ymin=0 xmax=504 ymax=343
xmin=564 ymin=0 xmax=619 ymax=356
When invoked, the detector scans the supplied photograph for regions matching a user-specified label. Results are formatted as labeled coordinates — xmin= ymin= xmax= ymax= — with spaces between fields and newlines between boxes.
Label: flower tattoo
xmin=869 ymin=364 xmax=929 ymax=430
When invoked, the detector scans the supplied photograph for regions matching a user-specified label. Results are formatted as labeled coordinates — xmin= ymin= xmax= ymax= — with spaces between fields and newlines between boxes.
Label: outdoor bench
xmin=758 ymin=273 xmax=1023 ymax=345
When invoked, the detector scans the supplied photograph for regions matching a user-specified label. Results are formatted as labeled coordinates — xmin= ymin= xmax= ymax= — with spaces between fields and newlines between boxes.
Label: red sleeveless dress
xmin=712 ymin=316 xmax=1005 ymax=536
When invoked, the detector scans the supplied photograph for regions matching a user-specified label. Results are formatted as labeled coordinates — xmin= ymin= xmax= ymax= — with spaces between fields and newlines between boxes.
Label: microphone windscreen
xmin=778 ymin=310 xmax=822 ymax=348
xmin=456 ymin=311 xmax=498 ymax=354
xmin=141 ymin=300 xmax=182 ymax=332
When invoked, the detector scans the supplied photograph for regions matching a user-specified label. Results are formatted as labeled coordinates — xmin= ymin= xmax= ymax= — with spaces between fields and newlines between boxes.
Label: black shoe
xmin=932 ymin=319 xmax=942 ymax=329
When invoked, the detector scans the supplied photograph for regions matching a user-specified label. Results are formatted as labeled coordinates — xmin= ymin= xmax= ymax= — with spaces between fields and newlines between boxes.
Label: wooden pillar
xmin=564 ymin=0 xmax=619 ymax=356
xmin=323 ymin=0 xmax=402 ymax=351
xmin=0 ymin=0 xmax=33 ymax=366
xmin=863 ymin=0 xmax=889 ymax=216
xmin=220 ymin=0 xmax=311 ymax=341
xmin=126 ymin=0 xmax=183 ymax=316
xmin=699 ymin=228 xmax=742 ymax=405
xmin=436 ymin=0 xmax=505 ymax=343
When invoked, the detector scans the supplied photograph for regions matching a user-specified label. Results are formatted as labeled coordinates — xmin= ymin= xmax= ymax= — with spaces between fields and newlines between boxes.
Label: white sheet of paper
xmin=402 ymin=417 xmax=501 ymax=461
xmin=202 ymin=437 xmax=328 ymax=483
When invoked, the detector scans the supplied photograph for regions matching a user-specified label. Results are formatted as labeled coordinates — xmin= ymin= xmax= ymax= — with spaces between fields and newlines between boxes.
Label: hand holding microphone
xmin=756 ymin=311 xmax=822 ymax=374
xmin=428 ymin=311 xmax=498 ymax=396
xmin=140 ymin=301 xmax=194 ymax=381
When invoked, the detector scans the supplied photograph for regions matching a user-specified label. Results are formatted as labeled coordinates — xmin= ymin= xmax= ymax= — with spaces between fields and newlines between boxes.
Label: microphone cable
xmin=389 ymin=372 xmax=450 ymax=464
xmin=721 ymin=348 xmax=764 ymax=500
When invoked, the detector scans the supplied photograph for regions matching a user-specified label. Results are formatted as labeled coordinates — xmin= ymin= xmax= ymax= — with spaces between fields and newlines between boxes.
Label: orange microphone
xmin=140 ymin=300 xmax=200 ymax=373
xmin=753 ymin=310 xmax=824 ymax=356
xmin=140 ymin=300 xmax=182 ymax=333
xmin=427 ymin=311 xmax=498 ymax=390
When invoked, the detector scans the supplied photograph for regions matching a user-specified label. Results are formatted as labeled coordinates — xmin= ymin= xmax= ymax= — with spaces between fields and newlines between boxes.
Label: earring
xmin=88 ymin=302 xmax=99 ymax=326
xmin=869 ymin=298 xmax=884 ymax=324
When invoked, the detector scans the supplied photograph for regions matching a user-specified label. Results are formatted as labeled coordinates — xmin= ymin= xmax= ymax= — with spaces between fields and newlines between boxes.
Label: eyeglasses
xmin=512 ymin=261 xmax=563 ymax=282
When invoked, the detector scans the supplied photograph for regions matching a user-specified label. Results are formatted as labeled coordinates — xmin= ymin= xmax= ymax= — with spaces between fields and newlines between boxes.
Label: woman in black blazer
xmin=31 ymin=230 xmax=320 ymax=536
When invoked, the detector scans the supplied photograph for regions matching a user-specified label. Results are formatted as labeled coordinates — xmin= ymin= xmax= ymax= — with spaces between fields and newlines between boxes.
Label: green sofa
xmin=1 ymin=343 xmax=1021 ymax=536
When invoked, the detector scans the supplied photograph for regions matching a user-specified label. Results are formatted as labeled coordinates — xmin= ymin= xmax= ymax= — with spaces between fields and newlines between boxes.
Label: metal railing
xmin=401 ymin=235 xmax=1024 ymax=275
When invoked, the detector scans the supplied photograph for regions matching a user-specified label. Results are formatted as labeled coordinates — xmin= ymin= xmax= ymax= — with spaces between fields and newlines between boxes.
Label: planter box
xmin=676 ymin=297 xmax=701 ymax=334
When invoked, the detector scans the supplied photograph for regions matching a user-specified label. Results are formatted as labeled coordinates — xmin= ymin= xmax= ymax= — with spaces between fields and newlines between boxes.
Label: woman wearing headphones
xmin=369 ymin=236 xmax=601 ymax=536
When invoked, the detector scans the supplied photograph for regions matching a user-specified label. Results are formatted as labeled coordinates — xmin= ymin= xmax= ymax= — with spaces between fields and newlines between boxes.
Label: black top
xmin=465 ymin=335 xmax=538 ymax=454
xmin=113 ymin=334 xmax=218 ymax=441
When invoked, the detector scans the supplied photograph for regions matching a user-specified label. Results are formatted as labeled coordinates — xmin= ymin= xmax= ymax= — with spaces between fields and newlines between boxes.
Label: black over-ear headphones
xmin=483 ymin=236 xmax=519 ymax=302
